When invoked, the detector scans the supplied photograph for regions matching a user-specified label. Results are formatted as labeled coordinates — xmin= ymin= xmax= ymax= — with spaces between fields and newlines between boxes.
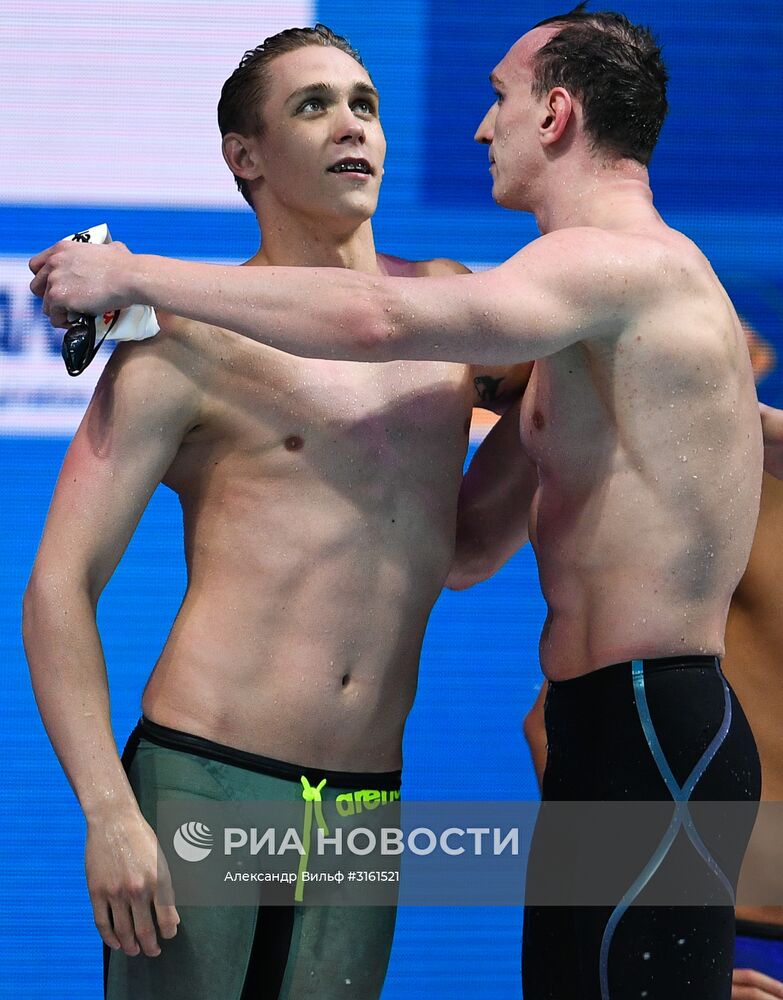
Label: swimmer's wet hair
xmin=531 ymin=4 xmax=668 ymax=165
xmin=218 ymin=25 xmax=367 ymax=209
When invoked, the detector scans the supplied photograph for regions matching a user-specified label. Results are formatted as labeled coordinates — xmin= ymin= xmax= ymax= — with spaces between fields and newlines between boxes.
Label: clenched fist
xmin=29 ymin=241 xmax=134 ymax=328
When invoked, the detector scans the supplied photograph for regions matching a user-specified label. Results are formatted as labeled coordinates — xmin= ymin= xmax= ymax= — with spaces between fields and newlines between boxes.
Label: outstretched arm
xmin=446 ymin=398 xmax=537 ymax=590
xmin=22 ymin=337 xmax=201 ymax=956
xmin=760 ymin=402 xmax=783 ymax=480
xmin=30 ymin=229 xmax=632 ymax=366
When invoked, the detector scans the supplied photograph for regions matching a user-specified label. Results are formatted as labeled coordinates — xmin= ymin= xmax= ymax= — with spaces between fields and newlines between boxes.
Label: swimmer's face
xmin=474 ymin=27 xmax=560 ymax=211
xmin=235 ymin=46 xmax=385 ymax=227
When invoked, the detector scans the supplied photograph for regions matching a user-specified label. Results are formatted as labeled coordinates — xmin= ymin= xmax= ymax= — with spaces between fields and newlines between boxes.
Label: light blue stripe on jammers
xmin=598 ymin=659 xmax=733 ymax=1000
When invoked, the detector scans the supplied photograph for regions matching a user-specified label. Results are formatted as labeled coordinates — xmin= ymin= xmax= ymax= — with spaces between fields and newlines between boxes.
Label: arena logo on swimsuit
xmin=335 ymin=789 xmax=401 ymax=817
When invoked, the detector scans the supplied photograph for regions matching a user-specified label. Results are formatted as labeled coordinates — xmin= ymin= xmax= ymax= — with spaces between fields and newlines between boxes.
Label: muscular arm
xmin=416 ymin=257 xmax=534 ymax=413
xmin=446 ymin=398 xmax=537 ymax=590
xmin=31 ymin=229 xmax=633 ymax=365
xmin=760 ymin=402 xmax=783 ymax=479
xmin=22 ymin=337 xmax=201 ymax=953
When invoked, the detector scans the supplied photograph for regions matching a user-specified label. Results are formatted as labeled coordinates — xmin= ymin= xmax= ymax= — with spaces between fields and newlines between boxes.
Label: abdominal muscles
xmin=143 ymin=464 xmax=458 ymax=770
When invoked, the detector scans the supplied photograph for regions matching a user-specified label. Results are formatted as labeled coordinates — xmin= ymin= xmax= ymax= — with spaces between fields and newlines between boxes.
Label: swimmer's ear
xmin=222 ymin=133 xmax=265 ymax=184
xmin=539 ymin=87 xmax=573 ymax=147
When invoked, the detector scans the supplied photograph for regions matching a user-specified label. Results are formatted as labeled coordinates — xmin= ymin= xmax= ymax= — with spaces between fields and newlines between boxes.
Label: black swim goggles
xmin=62 ymin=311 xmax=117 ymax=376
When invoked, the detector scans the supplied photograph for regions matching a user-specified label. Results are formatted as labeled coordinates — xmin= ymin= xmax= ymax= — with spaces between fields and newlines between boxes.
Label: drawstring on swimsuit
xmin=295 ymin=776 xmax=330 ymax=902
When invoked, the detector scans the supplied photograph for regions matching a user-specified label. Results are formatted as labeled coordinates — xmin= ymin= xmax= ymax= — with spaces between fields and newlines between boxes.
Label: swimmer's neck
xmin=533 ymin=159 xmax=661 ymax=235
xmin=245 ymin=206 xmax=381 ymax=274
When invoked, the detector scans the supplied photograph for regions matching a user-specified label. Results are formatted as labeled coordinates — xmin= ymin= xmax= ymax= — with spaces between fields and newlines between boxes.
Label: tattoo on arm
xmin=474 ymin=375 xmax=506 ymax=404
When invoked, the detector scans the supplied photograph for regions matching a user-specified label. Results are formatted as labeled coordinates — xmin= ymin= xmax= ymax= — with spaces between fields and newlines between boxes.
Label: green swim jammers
xmin=104 ymin=717 xmax=401 ymax=1000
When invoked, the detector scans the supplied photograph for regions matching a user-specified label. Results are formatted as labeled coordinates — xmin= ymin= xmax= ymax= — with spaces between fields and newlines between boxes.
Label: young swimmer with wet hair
xmin=23 ymin=24 xmax=528 ymax=1000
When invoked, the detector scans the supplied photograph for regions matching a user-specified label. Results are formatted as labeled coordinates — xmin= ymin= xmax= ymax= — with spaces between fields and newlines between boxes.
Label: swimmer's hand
xmin=732 ymin=967 xmax=783 ymax=999
xmin=760 ymin=402 xmax=783 ymax=481
xmin=86 ymin=807 xmax=180 ymax=957
xmin=29 ymin=240 xmax=134 ymax=329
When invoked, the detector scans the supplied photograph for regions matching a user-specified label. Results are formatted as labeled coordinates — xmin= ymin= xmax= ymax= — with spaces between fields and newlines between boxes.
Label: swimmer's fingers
xmin=152 ymin=854 xmax=180 ymax=941
xmin=128 ymin=892 xmax=162 ymax=957
xmin=732 ymin=967 xmax=783 ymax=999
xmin=29 ymin=259 xmax=71 ymax=328
xmin=85 ymin=813 xmax=168 ymax=956
xmin=30 ymin=244 xmax=76 ymax=324
xmin=32 ymin=239 xmax=132 ymax=324
xmin=29 ymin=242 xmax=62 ymax=276
xmin=153 ymin=896 xmax=180 ymax=941
xmin=44 ymin=297 xmax=71 ymax=329
xmin=106 ymin=895 xmax=141 ymax=957
xmin=41 ymin=264 xmax=75 ymax=328
xmin=29 ymin=259 xmax=52 ymax=301
xmin=91 ymin=896 xmax=121 ymax=952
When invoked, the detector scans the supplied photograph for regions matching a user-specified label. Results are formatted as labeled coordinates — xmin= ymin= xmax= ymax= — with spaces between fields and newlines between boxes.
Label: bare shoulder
xmin=155 ymin=308 xmax=221 ymax=357
xmin=505 ymin=227 xmax=702 ymax=309
xmin=510 ymin=227 xmax=666 ymax=275
xmin=138 ymin=309 xmax=241 ymax=383
xmin=98 ymin=311 xmax=210 ymax=419
xmin=377 ymin=253 xmax=472 ymax=278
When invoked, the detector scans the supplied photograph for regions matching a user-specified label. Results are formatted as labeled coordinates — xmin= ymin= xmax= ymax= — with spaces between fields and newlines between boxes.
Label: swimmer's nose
xmin=475 ymin=104 xmax=495 ymax=145
xmin=333 ymin=103 xmax=366 ymax=145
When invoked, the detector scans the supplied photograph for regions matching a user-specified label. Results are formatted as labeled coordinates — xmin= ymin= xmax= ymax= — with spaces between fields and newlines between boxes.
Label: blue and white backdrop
xmin=1 ymin=2 xmax=781 ymax=996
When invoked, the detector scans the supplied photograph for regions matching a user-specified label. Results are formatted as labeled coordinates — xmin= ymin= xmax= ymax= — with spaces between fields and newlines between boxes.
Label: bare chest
xmin=520 ymin=354 xmax=610 ymax=477
xmin=174 ymin=344 xmax=473 ymax=488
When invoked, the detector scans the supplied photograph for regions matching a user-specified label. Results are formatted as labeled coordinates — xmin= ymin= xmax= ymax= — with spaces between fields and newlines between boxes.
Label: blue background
xmin=3 ymin=2 xmax=783 ymax=997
